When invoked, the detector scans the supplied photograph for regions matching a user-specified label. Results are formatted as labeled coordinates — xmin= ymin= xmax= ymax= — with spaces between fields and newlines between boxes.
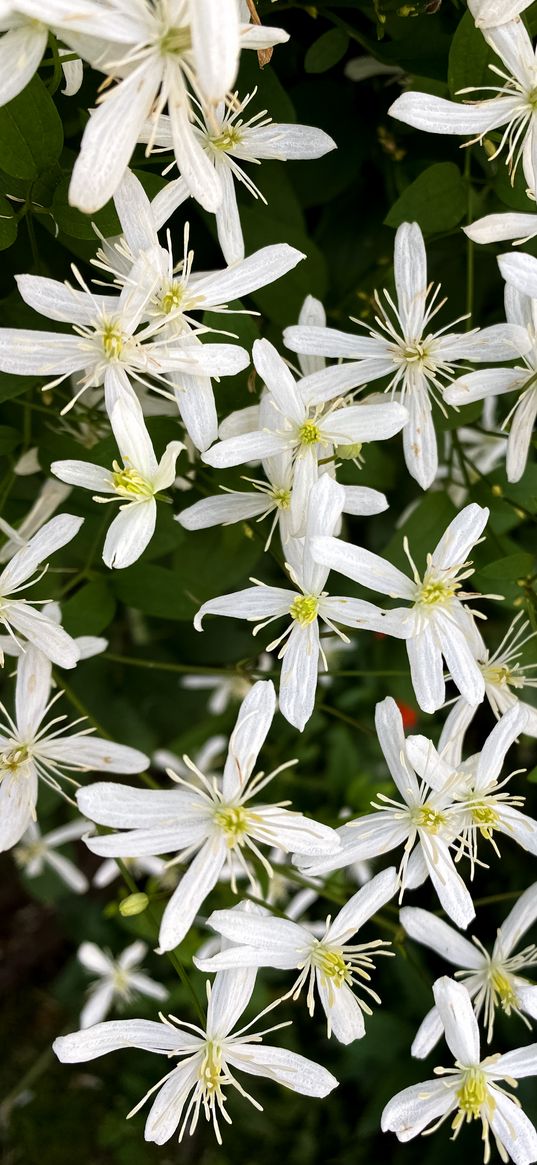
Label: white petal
xmin=102 ymin=501 xmax=157 ymax=570
xmin=468 ymin=0 xmax=534 ymax=26
xmin=15 ymin=274 xmax=104 ymax=325
xmin=44 ymin=849 xmax=88 ymax=893
xmin=317 ymin=977 xmax=365 ymax=1044
xmin=194 ymin=585 xmax=292 ymax=631
xmin=404 ymin=735 xmax=455 ymax=790
xmin=410 ymin=1005 xmax=446 ymax=1060
xmin=207 ymin=964 xmax=258 ymax=1039
xmin=53 ymin=1019 xmax=187 ymax=1062
xmin=51 ymin=459 xmax=113 ymax=493
xmin=0 ymin=330 xmax=85 ymax=377
xmin=499 ymin=251 xmax=537 ymax=299
xmin=394 ymin=222 xmax=428 ymax=339
xmin=253 ymin=806 xmax=339 ymax=855
xmin=167 ymin=72 xmax=222 ymax=212
xmin=465 ymin=212 xmax=537 ymax=245
xmin=226 ymin=1042 xmax=338 ymax=1097
xmin=489 ymin=1090 xmax=537 ymax=1165
xmin=206 ymin=908 xmax=305 ymax=958
xmin=144 ymin=1061 xmax=199 ymax=1145
xmin=173 ymin=367 xmax=218 ymax=453
xmin=432 ymin=503 xmax=489 ymax=570
xmin=406 ymin=625 xmax=446 ymax=714
xmin=80 ymin=983 xmax=115 ymax=1029
xmin=215 ymin=161 xmax=244 ymax=264
xmin=375 ymin=696 xmax=420 ymax=802
xmin=474 ymin=703 xmax=528 ymax=790
xmin=389 ymin=91 xmax=518 ymax=135
xmin=435 ymin=611 xmax=485 ymax=708
xmin=253 ymin=338 xmax=304 ymax=425
xmin=494 ymin=882 xmax=537 ymax=960
xmin=110 ymin=396 xmax=158 ymax=479
xmin=0 ymin=513 xmax=84 ymax=593
xmin=445 ymin=366 xmax=526 ymax=408
xmin=0 ymin=765 xmax=37 ymax=852
xmin=420 ymin=837 xmax=475 ymax=930
xmin=342 ymin=485 xmax=388 ymax=516
xmin=310 ymin=536 xmax=414 ymax=599
xmin=0 ymin=24 xmax=46 ymax=106
xmin=279 ymin=620 xmax=320 ymax=732
xmin=191 ymin=0 xmax=240 ymax=101
xmin=400 ymin=907 xmax=482 ymax=968
xmin=494 ymin=1046 xmax=537 ymax=1080
xmin=222 ymin=679 xmax=276 ymax=798
xmin=507 ymin=386 xmax=537 ymax=482
xmin=5 ymin=603 xmax=79 ymax=669
xmin=193 ymin=244 xmax=305 ymax=308
xmin=202 ymin=429 xmax=286 ymax=468
xmin=15 ymin=642 xmax=51 ymax=738
xmin=177 ymin=492 xmax=267 ymax=530
xmin=327 ymin=866 xmax=398 ymax=944
xmin=433 ymin=976 xmax=480 ymax=1063
xmin=158 ymin=838 xmax=226 ymax=951
xmin=322 ymin=401 xmax=407 ymax=444
xmin=240 ymin=123 xmax=336 ymax=161
xmin=381 ymin=1077 xmax=456 ymax=1140
xmin=294 ymin=819 xmax=403 ymax=876
xmin=402 ymin=377 xmax=437 ymax=490
xmin=76 ymin=782 xmax=196 ymax=828
xmin=42 ymin=736 xmax=148 ymax=774
xmin=114 ymin=168 xmax=158 ymax=256
xmin=78 ymin=942 xmax=113 ymax=975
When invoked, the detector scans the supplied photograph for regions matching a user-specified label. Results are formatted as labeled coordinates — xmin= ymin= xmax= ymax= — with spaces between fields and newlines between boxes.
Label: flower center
xmin=455 ymin=1068 xmax=489 ymax=1122
xmin=209 ymin=127 xmax=243 ymax=152
xmin=471 ymin=801 xmax=499 ymax=839
xmin=111 ymin=463 xmax=154 ymax=500
xmin=416 ymin=576 xmax=459 ymax=607
xmin=289 ymin=594 xmax=319 ymax=625
xmin=402 ymin=341 xmax=428 ymax=364
xmin=312 ymin=945 xmax=350 ymax=988
xmin=102 ymin=321 xmax=124 ymax=361
xmin=213 ymin=805 xmax=250 ymax=848
xmin=298 ymin=420 xmax=321 ymax=446
xmin=159 ymin=24 xmax=192 ymax=56
xmin=489 ymin=967 xmax=518 ymax=1013
xmin=1 ymin=744 xmax=30 ymax=773
xmin=414 ymin=804 xmax=446 ymax=833
xmin=200 ymin=1041 xmax=225 ymax=1097
xmin=482 ymin=663 xmax=523 ymax=690
xmin=159 ymin=282 xmax=184 ymax=315
xmin=270 ymin=487 xmax=291 ymax=510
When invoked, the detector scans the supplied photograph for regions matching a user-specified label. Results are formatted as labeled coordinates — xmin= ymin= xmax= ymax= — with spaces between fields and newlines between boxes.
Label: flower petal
xmin=222 ymin=679 xmax=276 ymax=798
xmin=433 ymin=976 xmax=480 ymax=1063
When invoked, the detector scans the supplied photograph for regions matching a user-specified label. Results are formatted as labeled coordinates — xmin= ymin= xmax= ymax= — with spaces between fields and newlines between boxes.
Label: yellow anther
xmin=414 ymin=804 xmax=446 ymax=833
xmin=313 ymin=946 xmax=350 ymax=988
xmin=298 ymin=421 xmax=321 ymax=446
xmin=289 ymin=594 xmax=319 ymax=625
xmin=160 ymin=25 xmax=192 ymax=55
xmin=209 ymin=127 xmax=243 ymax=152
xmin=417 ymin=577 xmax=459 ymax=606
xmin=102 ymin=322 xmax=124 ymax=360
xmin=213 ymin=805 xmax=249 ymax=848
xmin=111 ymin=463 xmax=154 ymax=500
xmin=270 ymin=487 xmax=291 ymax=510
xmin=490 ymin=968 xmax=518 ymax=1013
xmin=160 ymin=282 xmax=184 ymax=314
xmin=456 ymin=1068 xmax=489 ymax=1121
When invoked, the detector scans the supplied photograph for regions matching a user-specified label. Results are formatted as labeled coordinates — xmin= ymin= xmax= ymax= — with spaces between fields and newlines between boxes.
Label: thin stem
xmin=103 ymin=652 xmax=246 ymax=677
xmin=464 ymin=148 xmax=475 ymax=330
xmin=317 ymin=702 xmax=374 ymax=737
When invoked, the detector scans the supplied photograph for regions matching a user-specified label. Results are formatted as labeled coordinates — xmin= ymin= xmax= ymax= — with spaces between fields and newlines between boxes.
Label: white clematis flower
xmin=194 ymin=867 xmax=398 ymax=1044
xmin=381 ymin=976 xmax=537 ymax=1165
xmin=0 ymin=513 xmax=83 ymax=669
xmin=311 ymin=502 xmax=491 ymax=714
xmin=78 ymin=940 xmax=168 ymax=1029
xmin=401 ymin=886 xmax=537 ymax=1056
xmin=0 ymin=0 xmax=105 ymax=108
xmin=0 ymin=250 xmax=249 ymax=416
xmin=141 ymin=88 xmax=336 ymax=264
xmin=295 ymin=697 xmax=476 ymax=930
xmin=14 ymin=817 xmax=90 ymax=893
xmin=52 ymin=394 xmax=184 ymax=570
xmin=54 ymin=965 xmax=338 ymax=1145
xmin=202 ymin=337 xmax=408 ymax=533
xmin=445 ymin=277 xmax=537 ymax=482
xmin=194 ymin=476 xmax=397 ymax=731
xmin=77 ymin=680 xmax=341 ymax=951
xmin=406 ymin=702 xmax=537 ymax=873
xmin=389 ymin=18 xmax=537 ymax=195
xmin=0 ymin=644 xmax=149 ymax=853
xmin=63 ymin=0 xmax=289 ymax=214
xmin=283 ymin=223 xmax=528 ymax=489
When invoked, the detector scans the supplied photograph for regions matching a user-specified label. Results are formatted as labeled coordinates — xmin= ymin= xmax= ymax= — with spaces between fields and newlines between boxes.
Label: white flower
xmin=0 ymin=513 xmax=83 ymax=669
xmin=14 ymin=817 xmax=90 ymax=893
xmin=0 ymin=600 xmax=107 ymax=668
xmin=153 ymin=734 xmax=226 ymax=786
xmin=0 ymin=0 xmax=100 ymax=108
xmin=0 ymin=644 xmax=149 ymax=853
xmin=63 ymin=0 xmax=289 ymax=214
xmin=101 ymin=168 xmax=304 ymax=450
xmin=53 ymin=964 xmax=338 ymax=1145
xmin=52 ymin=394 xmax=184 ymax=570
xmin=140 ymin=88 xmax=335 ymax=264
xmin=0 ymin=251 xmax=249 ymax=416
xmin=0 ymin=478 xmax=71 ymax=563
xmin=382 ymin=976 xmax=537 ymax=1165
xmin=401 ymin=886 xmax=537 ymax=1056
xmin=194 ymin=476 xmax=396 ymax=731
xmin=283 ymin=222 xmax=528 ymax=488
xmin=311 ymin=502 xmax=491 ymax=714
xmin=406 ymin=702 xmax=537 ymax=872
xmin=295 ymin=697 xmax=476 ymax=930
xmin=194 ymin=867 xmax=397 ymax=1044
xmin=389 ymin=19 xmax=537 ymax=195
xmin=78 ymin=940 xmax=168 ymax=1028
xmin=468 ymin=0 xmax=534 ymax=29
xmin=77 ymin=680 xmax=340 ymax=951
xmin=178 ymin=659 xmax=271 ymax=716
xmin=202 ymin=337 xmax=408 ymax=534
xmin=445 ymin=276 xmax=537 ymax=482
xmin=93 ymin=854 xmax=168 ymax=889
xmin=439 ymin=613 xmax=537 ymax=755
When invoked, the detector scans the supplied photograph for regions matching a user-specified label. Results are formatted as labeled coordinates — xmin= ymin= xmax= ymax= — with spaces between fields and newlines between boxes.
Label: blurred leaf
xmin=0 ymin=195 xmax=17 ymax=249
xmin=62 ymin=578 xmax=117 ymax=636
xmin=305 ymin=30 xmax=349 ymax=74
xmin=385 ymin=162 xmax=467 ymax=235
xmin=448 ymin=10 xmax=492 ymax=96
xmin=0 ymin=76 xmax=63 ymax=179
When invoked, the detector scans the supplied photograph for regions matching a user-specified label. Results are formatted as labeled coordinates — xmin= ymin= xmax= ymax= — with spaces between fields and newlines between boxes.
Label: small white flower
xmin=406 ymin=702 xmax=537 ymax=873
xmin=14 ymin=817 xmax=90 ymax=893
xmin=77 ymin=680 xmax=340 ymax=951
xmin=52 ymin=394 xmax=184 ymax=570
xmin=178 ymin=657 xmax=271 ymax=716
xmin=389 ymin=18 xmax=537 ymax=194
xmin=141 ymin=88 xmax=335 ymax=263
xmin=78 ymin=940 xmax=168 ymax=1028
xmin=63 ymin=0 xmax=290 ymax=214
xmin=195 ymin=867 xmax=397 ymax=1044
xmin=445 ymin=276 xmax=537 ymax=482
xmin=283 ymin=223 xmax=528 ymax=488
xmin=0 ymin=479 xmax=71 ymax=563
xmin=295 ymin=697 xmax=476 ymax=930
xmin=0 ymin=1 xmax=95 ymax=108
xmin=382 ymin=976 xmax=537 ymax=1165
xmin=401 ymin=886 xmax=537 ymax=1055
xmin=0 ymin=513 xmax=83 ymax=669
xmin=54 ymin=964 xmax=338 ymax=1145
xmin=194 ymin=476 xmax=395 ymax=731
xmin=311 ymin=502 xmax=491 ymax=714
xmin=0 ymin=644 xmax=149 ymax=853
xmin=93 ymin=854 xmax=168 ymax=890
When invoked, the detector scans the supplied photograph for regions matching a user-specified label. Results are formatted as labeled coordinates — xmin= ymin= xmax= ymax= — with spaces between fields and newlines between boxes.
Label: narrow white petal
xmin=421 ymin=838 xmax=475 ymax=930
xmin=177 ymin=492 xmax=267 ymax=530
xmin=15 ymin=643 xmax=51 ymax=738
xmin=406 ymin=625 xmax=446 ymax=714
xmin=494 ymin=882 xmax=537 ymax=959
xmin=80 ymin=983 xmax=115 ymax=1029
xmin=158 ymin=838 xmax=226 ymax=951
xmin=110 ymin=397 xmax=158 ymax=479
xmin=433 ymin=976 xmax=480 ymax=1063
xmin=215 ymin=161 xmax=244 ymax=264
xmin=194 ymin=585 xmax=292 ymax=631
xmin=207 ymin=964 xmax=258 ymax=1039
xmin=381 ymin=1077 xmax=456 ymax=1140
xmin=400 ymin=907 xmax=482 ymax=968
xmin=410 ymin=1005 xmax=445 ymax=1060
xmin=474 ymin=703 xmax=528 ymax=790
xmin=389 ymin=92 xmax=518 ymax=135
xmin=0 ymin=766 xmax=37 ymax=852
xmin=317 ymin=977 xmax=366 ymax=1044
xmin=327 ymin=866 xmax=398 ymax=944
xmin=53 ymin=1019 xmax=187 ymax=1062
xmin=432 ymin=503 xmax=489 ymax=570
xmin=394 ymin=222 xmax=428 ymax=338
xmin=465 ymin=212 xmax=537 ymax=245
xmin=102 ymin=501 xmax=157 ymax=571
xmin=51 ymin=459 xmax=113 ymax=493
xmin=310 ymin=536 xmax=414 ymax=599
xmin=144 ymin=1061 xmax=199 ymax=1145
xmin=222 ymin=679 xmax=276 ymax=798
xmin=226 ymin=1043 xmax=338 ymax=1097
xmin=279 ymin=621 xmax=320 ymax=732
xmin=42 ymin=736 xmax=148 ymax=774
xmin=0 ymin=24 xmax=47 ymax=107
xmin=375 ymin=696 xmax=420 ymax=801
xmin=191 ymin=0 xmax=240 ymax=102
xmin=490 ymin=1090 xmax=537 ymax=1165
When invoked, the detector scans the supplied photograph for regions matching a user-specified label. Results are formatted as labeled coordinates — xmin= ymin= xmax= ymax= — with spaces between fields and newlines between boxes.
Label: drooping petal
xmin=406 ymin=625 xmax=445 ymax=714
xmin=5 ymin=603 xmax=79 ymax=669
xmin=102 ymin=500 xmax=157 ymax=570
xmin=110 ymin=397 xmax=158 ymax=479
xmin=158 ymin=837 xmax=226 ymax=951
xmin=222 ymin=679 xmax=276 ymax=798
xmin=279 ymin=620 xmax=320 ymax=732
xmin=507 ymin=386 xmax=537 ymax=482
xmin=0 ymin=513 xmax=84 ymax=594
xmin=215 ymin=160 xmax=244 ymax=264
xmin=167 ymin=69 xmax=223 ymax=213
xmin=400 ymin=907 xmax=483 ymax=969
xmin=144 ymin=1061 xmax=200 ymax=1145
xmin=0 ymin=764 xmax=37 ymax=852
xmin=474 ymin=703 xmax=528 ymax=790
xmin=327 ymin=866 xmax=398 ymax=945
xmin=190 ymin=0 xmax=240 ymax=101
xmin=434 ymin=611 xmax=485 ymax=709
xmin=317 ymin=977 xmax=366 ymax=1044
xmin=489 ymin=1090 xmax=537 ymax=1165
xmin=433 ymin=976 xmax=480 ymax=1063
xmin=420 ymin=836 xmax=475 ymax=929
xmin=402 ymin=376 xmax=437 ymax=490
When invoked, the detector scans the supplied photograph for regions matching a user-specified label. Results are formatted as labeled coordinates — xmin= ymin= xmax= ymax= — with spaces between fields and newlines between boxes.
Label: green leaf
xmin=52 ymin=176 xmax=121 ymax=240
xmin=62 ymin=579 xmax=117 ymax=637
xmin=0 ymin=75 xmax=63 ymax=180
xmin=0 ymin=194 xmax=17 ymax=249
xmin=385 ymin=162 xmax=467 ymax=235
xmin=448 ymin=10 xmax=493 ymax=96
xmin=305 ymin=30 xmax=349 ymax=74
xmin=0 ymin=373 xmax=39 ymax=403
xmin=0 ymin=425 xmax=19 ymax=453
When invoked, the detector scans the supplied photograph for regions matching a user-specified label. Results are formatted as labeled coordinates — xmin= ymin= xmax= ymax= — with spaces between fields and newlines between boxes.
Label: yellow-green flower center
xmin=1 ymin=744 xmax=30 ymax=772
xmin=402 ymin=341 xmax=428 ymax=363
xmin=414 ymin=804 xmax=446 ymax=833
xmin=298 ymin=421 xmax=321 ymax=446
xmin=312 ymin=945 xmax=350 ymax=988
xmin=213 ymin=805 xmax=250 ymax=848
xmin=416 ymin=577 xmax=459 ymax=607
xmin=289 ymin=594 xmax=319 ymax=625
xmin=102 ymin=321 xmax=124 ymax=361
xmin=271 ymin=487 xmax=291 ymax=510
xmin=111 ymin=463 xmax=155 ymax=500
xmin=489 ymin=967 xmax=518 ymax=1013
xmin=159 ymin=282 xmax=184 ymax=315
xmin=209 ymin=127 xmax=243 ymax=152
xmin=160 ymin=25 xmax=192 ymax=56
xmin=456 ymin=1068 xmax=489 ymax=1121
xmin=471 ymin=802 xmax=499 ymax=839
xmin=200 ymin=1041 xmax=224 ymax=1096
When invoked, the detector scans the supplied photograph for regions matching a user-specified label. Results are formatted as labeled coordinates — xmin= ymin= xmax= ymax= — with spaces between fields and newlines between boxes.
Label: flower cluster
xmin=2 ymin=1 xmax=537 ymax=1161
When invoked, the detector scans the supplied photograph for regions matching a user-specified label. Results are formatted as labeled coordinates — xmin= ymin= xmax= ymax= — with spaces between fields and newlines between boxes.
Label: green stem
xmin=103 ymin=652 xmax=246 ymax=677
xmin=317 ymin=702 xmax=374 ymax=737
xmin=464 ymin=149 xmax=474 ymax=329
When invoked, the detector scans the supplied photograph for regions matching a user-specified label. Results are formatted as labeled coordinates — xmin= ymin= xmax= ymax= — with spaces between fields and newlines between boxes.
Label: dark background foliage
xmin=0 ymin=1 xmax=536 ymax=1162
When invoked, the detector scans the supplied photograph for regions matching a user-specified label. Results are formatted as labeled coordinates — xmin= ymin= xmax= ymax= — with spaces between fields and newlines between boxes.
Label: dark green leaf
xmin=305 ymin=30 xmax=349 ymax=74
xmin=385 ymin=162 xmax=467 ymax=235
xmin=0 ymin=75 xmax=63 ymax=180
